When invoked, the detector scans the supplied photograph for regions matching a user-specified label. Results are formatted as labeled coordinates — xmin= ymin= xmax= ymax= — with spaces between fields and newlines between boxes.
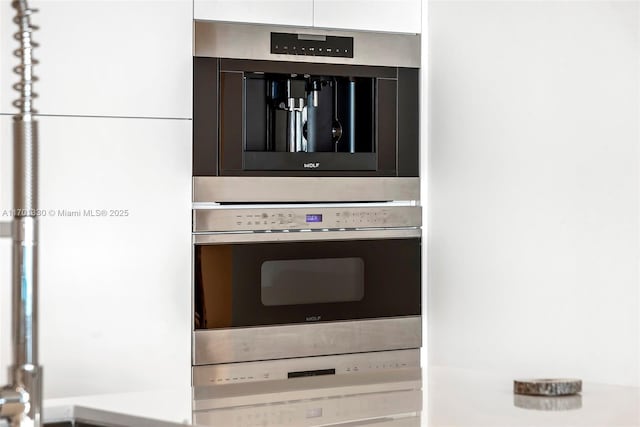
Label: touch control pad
xmin=231 ymin=210 xmax=391 ymax=228
xmin=194 ymin=206 xmax=421 ymax=233
xmin=271 ymin=32 xmax=354 ymax=58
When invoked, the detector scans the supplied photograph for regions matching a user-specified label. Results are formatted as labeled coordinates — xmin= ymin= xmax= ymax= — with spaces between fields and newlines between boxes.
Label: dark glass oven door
xmin=194 ymin=238 xmax=420 ymax=329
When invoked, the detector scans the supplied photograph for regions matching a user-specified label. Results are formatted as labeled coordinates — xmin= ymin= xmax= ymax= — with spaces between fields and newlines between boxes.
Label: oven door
xmin=193 ymin=231 xmax=421 ymax=365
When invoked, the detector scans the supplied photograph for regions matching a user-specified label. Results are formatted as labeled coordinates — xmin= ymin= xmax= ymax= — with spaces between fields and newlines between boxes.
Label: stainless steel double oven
xmin=192 ymin=22 xmax=421 ymax=386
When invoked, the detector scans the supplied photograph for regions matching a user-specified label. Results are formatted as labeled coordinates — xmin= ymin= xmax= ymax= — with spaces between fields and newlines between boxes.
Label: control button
xmin=306 ymin=408 xmax=323 ymax=419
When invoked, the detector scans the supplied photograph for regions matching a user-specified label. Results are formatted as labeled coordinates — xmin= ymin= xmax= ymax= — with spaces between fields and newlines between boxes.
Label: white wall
xmin=428 ymin=1 xmax=639 ymax=387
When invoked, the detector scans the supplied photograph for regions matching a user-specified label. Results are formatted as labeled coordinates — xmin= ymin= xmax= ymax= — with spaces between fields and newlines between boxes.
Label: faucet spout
xmin=0 ymin=1 xmax=43 ymax=426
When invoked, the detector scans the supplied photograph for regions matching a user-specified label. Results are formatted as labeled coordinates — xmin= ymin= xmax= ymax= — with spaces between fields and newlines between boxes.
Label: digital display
xmin=306 ymin=214 xmax=323 ymax=223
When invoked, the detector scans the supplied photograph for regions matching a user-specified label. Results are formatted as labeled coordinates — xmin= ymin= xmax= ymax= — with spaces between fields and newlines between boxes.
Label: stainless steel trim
xmin=192 ymin=349 xmax=420 ymax=386
xmin=193 ymin=227 xmax=421 ymax=244
xmin=193 ymin=206 xmax=421 ymax=232
xmin=192 ymin=367 xmax=422 ymax=411
xmin=193 ymin=177 xmax=420 ymax=203
xmin=193 ymin=316 xmax=421 ymax=365
xmin=194 ymin=21 xmax=420 ymax=68
xmin=194 ymin=201 xmax=416 ymax=209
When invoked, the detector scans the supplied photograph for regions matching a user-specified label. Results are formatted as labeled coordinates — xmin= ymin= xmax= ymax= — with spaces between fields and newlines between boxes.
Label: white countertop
xmin=43 ymin=367 xmax=640 ymax=427
xmin=426 ymin=367 xmax=639 ymax=427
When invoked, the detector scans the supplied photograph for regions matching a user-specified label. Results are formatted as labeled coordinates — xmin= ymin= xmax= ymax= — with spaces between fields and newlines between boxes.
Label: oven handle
xmin=193 ymin=227 xmax=420 ymax=244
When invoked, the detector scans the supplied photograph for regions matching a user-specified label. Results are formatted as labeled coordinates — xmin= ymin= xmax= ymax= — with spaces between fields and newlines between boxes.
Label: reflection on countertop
xmin=42 ymin=366 xmax=640 ymax=427
xmin=513 ymin=393 xmax=583 ymax=411
xmin=193 ymin=368 xmax=422 ymax=427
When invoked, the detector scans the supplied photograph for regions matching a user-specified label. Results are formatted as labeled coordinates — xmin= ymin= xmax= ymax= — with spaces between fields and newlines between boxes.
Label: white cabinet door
xmin=313 ymin=0 xmax=421 ymax=33
xmin=195 ymin=0 xmax=313 ymax=27
xmin=0 ymin=0 xmax=192 ymax=119
xmin=0 ymin=115 xmax=192 ymax=397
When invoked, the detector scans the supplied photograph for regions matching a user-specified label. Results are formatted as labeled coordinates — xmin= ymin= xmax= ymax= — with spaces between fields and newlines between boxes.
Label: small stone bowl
xmin=514 ymin=378 xmax=582 ymax=396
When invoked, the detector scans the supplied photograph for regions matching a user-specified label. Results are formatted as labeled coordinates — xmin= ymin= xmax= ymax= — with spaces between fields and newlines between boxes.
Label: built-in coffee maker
xmin=192 ymin=22 xmax=422 ymax=387
xmin=193 ymin=23 xmax=419 ymax=176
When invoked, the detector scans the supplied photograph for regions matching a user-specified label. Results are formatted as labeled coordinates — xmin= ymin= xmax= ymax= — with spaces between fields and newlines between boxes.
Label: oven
xmin=192 ymin=22 xmax=422 ymax=386
xmin=192 ymin=177 xmax=421 ymax=385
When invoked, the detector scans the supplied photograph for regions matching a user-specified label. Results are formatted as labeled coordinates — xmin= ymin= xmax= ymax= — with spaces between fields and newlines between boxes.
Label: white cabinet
xmin=0 ymin=114 xmax=192 ymax=397
xmin=314 ymin=0 xmax=421 ymax=33
xmin=193 ymin=0 xmax=421 ymax=33
xmin=38 ymin=116 xmax=192 ymax=397
xmin=0 ymin=0 xmax=192 ymax=118
xmin=194 ymin=0 xmax=313 ymax=27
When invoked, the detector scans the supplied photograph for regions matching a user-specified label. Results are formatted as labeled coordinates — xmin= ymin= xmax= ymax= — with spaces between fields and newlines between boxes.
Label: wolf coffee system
xmin=192 ymin=21 xmax=422 ymax=386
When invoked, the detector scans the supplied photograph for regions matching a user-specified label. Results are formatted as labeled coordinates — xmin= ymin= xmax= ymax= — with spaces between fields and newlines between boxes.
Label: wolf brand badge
xmin=305 ymin=315 xmax=322 ymax=322
xmin=303 ymin=162 xmax=320 ymax=169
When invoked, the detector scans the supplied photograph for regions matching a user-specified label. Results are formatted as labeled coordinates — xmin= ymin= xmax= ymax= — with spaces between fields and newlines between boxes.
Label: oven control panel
xmin=193 ymin=206 xmax=421 ymax=233
xmin=193 ymin=350 xmax=420 ymax=387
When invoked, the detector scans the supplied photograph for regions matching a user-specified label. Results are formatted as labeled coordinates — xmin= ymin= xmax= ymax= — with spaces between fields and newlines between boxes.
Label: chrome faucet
xmin=0 ymin=1 xmax=42 ymax=426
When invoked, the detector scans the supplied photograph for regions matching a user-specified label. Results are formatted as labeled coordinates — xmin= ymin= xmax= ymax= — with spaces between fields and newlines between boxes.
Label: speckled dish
xmin=513 ymin=379 xmax=582 ymax=396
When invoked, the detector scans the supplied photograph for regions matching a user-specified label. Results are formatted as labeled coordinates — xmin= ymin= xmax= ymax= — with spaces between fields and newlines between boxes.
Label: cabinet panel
xmin=0 ymin=0 xmax=192 ymax=118
xmin=195 ymin=0 xmax=313 ymax=27
xmin=313 ymin=0 xmax=421 ymax=33
xmin=0 ymin=115 xmax=192 ymax=397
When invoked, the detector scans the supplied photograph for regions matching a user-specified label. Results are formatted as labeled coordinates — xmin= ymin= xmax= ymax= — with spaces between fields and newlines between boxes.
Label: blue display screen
xmin=306 ymin=214 xmax=323 ymax=223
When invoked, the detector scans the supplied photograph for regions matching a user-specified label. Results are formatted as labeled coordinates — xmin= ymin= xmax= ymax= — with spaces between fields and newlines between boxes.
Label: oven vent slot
xmin=288 ymin=368 xmax=336 ymax=379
